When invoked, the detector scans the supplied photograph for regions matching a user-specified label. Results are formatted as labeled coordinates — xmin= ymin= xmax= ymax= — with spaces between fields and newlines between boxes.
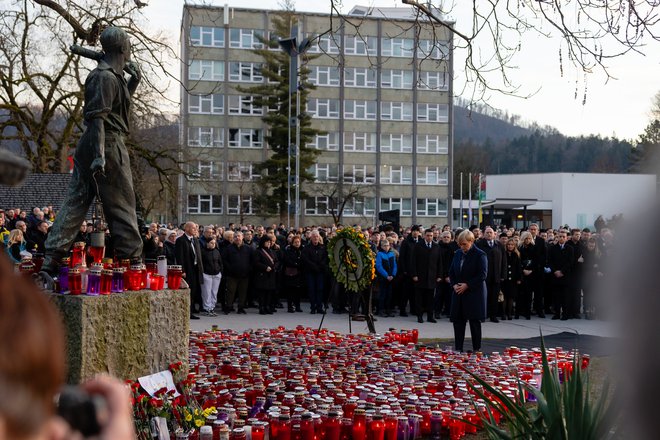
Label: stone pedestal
xmin=48 ymin=289 xmax=189 ymax=384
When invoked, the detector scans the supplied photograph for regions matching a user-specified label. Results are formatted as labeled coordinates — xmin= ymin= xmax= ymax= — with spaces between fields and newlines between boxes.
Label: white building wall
xmin=486 ymin=173 xmax=656 ymax=229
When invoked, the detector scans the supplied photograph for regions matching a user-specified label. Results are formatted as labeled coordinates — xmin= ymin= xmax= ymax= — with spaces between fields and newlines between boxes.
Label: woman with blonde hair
xmin=6 ymin=229 xmax=25 ymax=263
xmin=502 ymin=238 xmax=522 ymax=320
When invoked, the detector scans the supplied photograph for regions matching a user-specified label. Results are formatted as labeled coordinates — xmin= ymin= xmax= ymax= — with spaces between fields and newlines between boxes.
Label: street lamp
xmin=279 ymin=25 xmax=312 ymax=230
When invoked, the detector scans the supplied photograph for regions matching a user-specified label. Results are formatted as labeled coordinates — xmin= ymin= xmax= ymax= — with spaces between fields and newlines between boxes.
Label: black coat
xmin=174 ymin=235 xmax=204 ymax=284
xmin=438 ymin=241 xmax=455 ymax=279
xmin=201 ymin=246 xmax=223 ymax=276
xmin=410 ymin=240 xmax=443 ymax=289
xmin=548 ymin=243 xmax=574 ymax=286
xmin=251 ymin=247 xmax=278 ymax=290
xmin=504 ymin=250 xmax=523 ymax=283
xmin=282 ymin=245 xmax=304 ymax=287
xmin=398 ymin=235 xmax=419 ymax=275
xmin=449 ymin=244 xmax=488 ymax=321
xmin=222 ymin=243 xmax=252 ymax=278
xmin=164 ymin=241 xmax=176 ymax=265
xmin=475 ymin=238 xmax=506 ymax=285
xmin=301 ymin=243 xmax=328 ymax=275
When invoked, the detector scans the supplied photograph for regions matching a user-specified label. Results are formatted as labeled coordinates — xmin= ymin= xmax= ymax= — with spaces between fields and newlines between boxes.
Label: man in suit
xmin=398 ymin=225 xmax=421 ymax=316
xmin=476 ymin=226 xmax=507 ymax=323
xmin=548 ymin=230 xmax=574 ymax=320
xmin=528 ymin=223 xmax=548 ymax=317
xmin=566 ymin=228 xmax=585 ymax=318
xmin=411 ymin=228 xmax=443 ymax=323
xmin=175 ymin=221 xmax=204 ymax=320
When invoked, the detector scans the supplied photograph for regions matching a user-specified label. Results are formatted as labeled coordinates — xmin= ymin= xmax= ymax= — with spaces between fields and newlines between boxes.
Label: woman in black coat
xmin=251 ymin=235 xmax=278 ymax=315
xmin=282 ymin=235 xmax=304 ymax=312
xmin=502 ymin=239 xmax=523 ymax=320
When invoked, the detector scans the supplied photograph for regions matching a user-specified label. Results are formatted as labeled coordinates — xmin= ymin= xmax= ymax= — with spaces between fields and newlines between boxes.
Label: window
xmin=228 ymin=62 xmax=263 ymax=82
xmin=188 ymin=161 xmax=222 ymax=180
xmin=418 ymin=71 xmax=448 ymax=91
xmin=416 ymin=198 xmax=448 ymax=216
xmin=381 ymin=69 xmax=413 ymax=89
xmin=344 ymin=68 xmax=377 ymax=88
xmin=305 ymin=196 xmax=334 ymax=215
xmin=381 ymin=197 xmax=412 ymax=216
xmin=380 ymin=134 xmax=413 ymax=153
xmin=417 ymin=103 xmax=448 ymax=122
xmin=308 ymin=33 xmax=340 ymax=54
xmin=227 ymin=195 xmax=253 ymax=215
xmin=228 ymin=128 xmax=263 ymax=148
xmin=228 ymin=95 xmax=263 ymax=115
xmin=417 ymin=39 xmax=449 ymax=59
xmin=344 ymin=35 xmax=377 ymax=56
xmin=189 ymin=60 xmax=224 ymax=81
xmin=417 ymin=134 xmax=448 ymax=154
xmin=227 ymin=162 xmax=260 ymax=181
xmin=381 ymin=101 xmax=413 ymax=121
xmin=381 ymin=37 xmax=414 ymax=57
xmin=416 ymin=166 xmax=448 ymax=185
xmin=307 ymin=132 xmax=339 ymax=151
xmin=187 ymin=194 xmax=222 ymax=214
xmin=307 ymin=98 xmax=340 ymax=118
xmin=344 ymin=100 xmax=377 ymax=120
xmin=310 ymin=163 xmax=339 ymax=182
xmin=308 ymin=66 xmax=340 ymax=86
xmin=343 ymin=197 xmax=376 ymax=217
xmin=380 ymin=165 xmax=413 ymax=184
xmin=190 ymin=26 xmax=224 ymax=47
xmin=188 ymin=94 xmax=224 ymax=114
xmin=188 ymin=127 xmax=223 ymax=147
xmin=344 ymin=132 xmax=377 ymax=152
xmin=229 ymin=28 xmax=264 ymax=49
xmin=343 ymin=164 xmax=376 ymax=184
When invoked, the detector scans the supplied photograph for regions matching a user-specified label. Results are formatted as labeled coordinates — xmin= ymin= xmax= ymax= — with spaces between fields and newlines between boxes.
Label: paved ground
xmin=189 ymin=302 xmax=617 ymax=341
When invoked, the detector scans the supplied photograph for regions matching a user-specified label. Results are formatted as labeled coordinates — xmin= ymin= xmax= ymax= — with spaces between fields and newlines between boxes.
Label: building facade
xmin=180 ymin=5 xmax=453 ymax=227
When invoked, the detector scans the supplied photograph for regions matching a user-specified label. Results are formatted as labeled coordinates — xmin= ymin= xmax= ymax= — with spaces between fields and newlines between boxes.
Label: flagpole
xmin=468 ymin=172 xmax=472 ymax=226
xmin=459 ymin=172 xmax=463 ymax=228
xmin=478 ymin=173 xmax=483 ymax=227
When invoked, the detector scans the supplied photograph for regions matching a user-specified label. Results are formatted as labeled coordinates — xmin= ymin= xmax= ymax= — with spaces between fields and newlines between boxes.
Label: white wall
xmin=486 ymin=173 xmax=656 ymax=229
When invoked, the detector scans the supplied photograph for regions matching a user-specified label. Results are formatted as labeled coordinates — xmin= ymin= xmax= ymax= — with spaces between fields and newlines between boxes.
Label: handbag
xmin=285 ymin=266 xmax=299 ymax=277
xmin=497 ymin=290 xmax=504 ymax=303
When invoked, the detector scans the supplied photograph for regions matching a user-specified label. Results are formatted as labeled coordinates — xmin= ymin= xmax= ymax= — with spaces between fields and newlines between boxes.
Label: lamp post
xmin=278 ymin=25 xmax=312 ymax=230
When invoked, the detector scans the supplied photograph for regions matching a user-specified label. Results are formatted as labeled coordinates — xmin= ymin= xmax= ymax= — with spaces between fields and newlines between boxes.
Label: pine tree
xmin=236 ymin=10 xmax=323 ymax=221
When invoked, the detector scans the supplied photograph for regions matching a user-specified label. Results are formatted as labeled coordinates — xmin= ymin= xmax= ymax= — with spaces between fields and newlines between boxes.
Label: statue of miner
xmin=40 ymin=27 xmax=143 ymax=284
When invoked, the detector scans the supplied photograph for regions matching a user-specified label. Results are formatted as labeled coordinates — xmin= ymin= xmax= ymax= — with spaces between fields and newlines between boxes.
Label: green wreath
xmin=327 ymin=227 xmax=375 ymax=292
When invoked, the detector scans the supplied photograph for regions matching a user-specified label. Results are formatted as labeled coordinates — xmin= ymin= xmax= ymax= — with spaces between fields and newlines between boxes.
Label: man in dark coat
xmin=301 ymin=230 xmax=328 ymax=314
xmin=475 ymin=226 xmax=507 ymax=323
xmin=566 ymin=228 xmax=585 ymax=319
xmin=436 ymin=230 xmax=455 ymax=318
xmin=175 ymin=222 xmax=204 ymax=320
xmin=528 ymin=223 xmax=548 ymax=317
xmin=221 ymin=231 xmax=252 ymax=314
xmin=398 ymin=225 xmax=421 ymax=316
xmin=411 ymin=229 xmax=443 ymax=323
xmin=449 ymin=229 xmax=488 ymax=352
xmin=548 ymin=230 xmax=574 ymax=320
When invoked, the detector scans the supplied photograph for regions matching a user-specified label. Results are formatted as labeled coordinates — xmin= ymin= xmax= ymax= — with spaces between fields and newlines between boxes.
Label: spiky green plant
xmin=466 ymin=336 xmax=620 ymax=439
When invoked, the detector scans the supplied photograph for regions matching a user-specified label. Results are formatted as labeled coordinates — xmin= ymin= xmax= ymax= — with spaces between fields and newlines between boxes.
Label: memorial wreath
xmin=327 ymin=227 xmax=375 ymax=292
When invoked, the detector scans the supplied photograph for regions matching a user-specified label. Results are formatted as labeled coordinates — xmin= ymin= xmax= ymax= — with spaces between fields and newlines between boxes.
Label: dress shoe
xmin=489 ymin=317 xmax=500 ymax=323
xmin=538 ymin=312 xmax=546 ymax=318
xmin=427 ymin=317 xmax=437 ymax=323
xmin=514 ymin=315 xmax=520 ymax=319
xmin=560 ymin=315 xmax=569 ymax=321
xmin=237 ymin=309 xmax=247 ymax=314
xmin=288 ymin=307 xmax=295 ymax=313
xmin=551 ymin=314 xmax=561 ymax=320
xmin=525 ymin=315 xmax=531 ymax=320
xmin=190 ymin=314 xmax=200 ymax=320
xmin=507 ymin=316 xmax=513 ymax=320
xmin=417 ymin=316 xmax=424 ymax=323
xmin=400 ymin=311 xmax=409 ymax=317
xmin=573 ymin=314 xmax=582 ymax=319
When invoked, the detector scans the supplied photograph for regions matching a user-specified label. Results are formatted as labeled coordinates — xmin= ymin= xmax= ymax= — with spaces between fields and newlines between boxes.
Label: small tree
xmin=236 ymin=8 xmax=323 ymax=222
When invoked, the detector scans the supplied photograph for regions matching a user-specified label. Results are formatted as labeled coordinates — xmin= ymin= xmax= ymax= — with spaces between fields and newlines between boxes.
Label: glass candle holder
xmin=150 ymin=273 xmax=164 ymax=291
xmin=88 ymin=234 xmax=105 ymax=264
xmin=71 ymin=241 xmax=86 ymax=268
xmin=100 ymin=269 xmax=113 ymax=295
xmin=127 ymin=264 xmax=143 ymax=291
xmin=430 ymin=411 xmax=442 ymax=439
xmin=396 ymin=416 xmax=410 ymax=440
xmin=251 ymin=421 xmax=266 ymax=440
xmin=69 ymin=267 xmax=82 ymax=295
xmin=86 ymin=267 xmax=101 ymax=295
xmin=112 ymin=268 xmax=125 ymax=293
xmin=370 ymin=415 xmax=385 ymax=440
xmin=138 ymin=264 xmax=148 ymax=289
xmin=325 ymin=411 xmax=341 ymax=440
xmin=58 ymin=264 xmax=69 ymax=293
xmin=168 ymin=265 xmax=183 ymax=290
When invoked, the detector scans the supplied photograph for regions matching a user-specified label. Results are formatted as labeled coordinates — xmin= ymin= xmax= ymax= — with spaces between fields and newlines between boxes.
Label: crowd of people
xmin=1 ymin=205 xmax=615 ymax=325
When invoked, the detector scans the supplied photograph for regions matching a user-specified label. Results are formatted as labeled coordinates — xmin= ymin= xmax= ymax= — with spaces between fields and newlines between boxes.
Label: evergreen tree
xmin=236 ymin=10 xmax=323 ymax=221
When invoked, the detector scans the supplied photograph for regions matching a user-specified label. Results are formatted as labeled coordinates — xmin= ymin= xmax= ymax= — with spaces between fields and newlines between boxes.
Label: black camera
xmin=56 ymin=386 xmax=106 ymax=437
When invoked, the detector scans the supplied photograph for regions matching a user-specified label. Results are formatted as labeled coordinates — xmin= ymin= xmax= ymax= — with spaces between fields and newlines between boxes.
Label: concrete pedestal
xmin=48 ymin=289 xmax=189 ymax=384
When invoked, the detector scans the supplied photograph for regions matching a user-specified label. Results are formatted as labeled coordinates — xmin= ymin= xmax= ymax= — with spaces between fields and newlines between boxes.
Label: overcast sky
xmin=142 ymin=0 xmax=660 ymax=140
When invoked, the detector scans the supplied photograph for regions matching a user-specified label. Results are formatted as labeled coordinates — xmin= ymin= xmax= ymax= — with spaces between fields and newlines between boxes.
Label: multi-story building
xmin=180 ymin=4 xmax=453 ymax=227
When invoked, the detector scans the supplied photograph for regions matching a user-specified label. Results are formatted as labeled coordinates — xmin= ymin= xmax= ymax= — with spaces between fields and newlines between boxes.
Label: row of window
xmin=188 ymin=60 xmax=448 ymax=91
xmin=188 ymin=161 xmax=259 ymax=181
xmin=310 ymin=164 xmax=448 ymax=185
xmin=188 ymin=126 xmax=448 ymax=153
xmin=188 ymin=194 xmax=253 ymax=215
xmin=307 ymin=99 xmax=448 ymax=122
xmin=305 ymin=197 xmax=448 ymax=217
xmin=308 ymin=66 xmax=447 ymax=90
xmin=190 ymin=26 xmax=448 ymax=60
xmin=188 ymin=194 xmax=447 ymax=217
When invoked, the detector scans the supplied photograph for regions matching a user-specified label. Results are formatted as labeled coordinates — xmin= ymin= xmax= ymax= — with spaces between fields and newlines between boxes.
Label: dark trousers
xmin=226 ymin=277 xmax=249 ymax=310
xmin=285 ymin=281 xmax=304 ymax=310
xmin=486 ymin=282 xmax=500 ymax=318
xmin=501 ymin=280 xmax=518 ymax=318
xmin=569 ymin=283 xmax=582 ymax=316
xmin=415 ymin=287 xmax=434 ymax=319
xmin=435 ymin=282 xmax=452 ymax=316
xmin=453 ymin=319 xmax=482 ymax=352
xmin=378 ymin=278 xmax=393 ymax=313
xmin=185 ymin=272 xmax=202 ymax=314
xmin=43 ymin=134 xmax=142 ymax=272
xmin=552 ymin=283 xmax=569 ymax=317
xmin=256 ymin=288 xmax=274 ymax=313
xmin=399 ymin=275 xmax=416 ymax=314
xmin=306 ymin=272 xmax=325 ymax=312
xmin=530 ymin=274 xmax=545 ymax=313
xmin=519 ymin=278 xmax=534 ymax=318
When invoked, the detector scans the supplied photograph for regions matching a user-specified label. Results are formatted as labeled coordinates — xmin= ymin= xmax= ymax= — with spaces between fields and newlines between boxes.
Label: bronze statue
xmin=39 ymin=27 xmax=143 ymax=285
